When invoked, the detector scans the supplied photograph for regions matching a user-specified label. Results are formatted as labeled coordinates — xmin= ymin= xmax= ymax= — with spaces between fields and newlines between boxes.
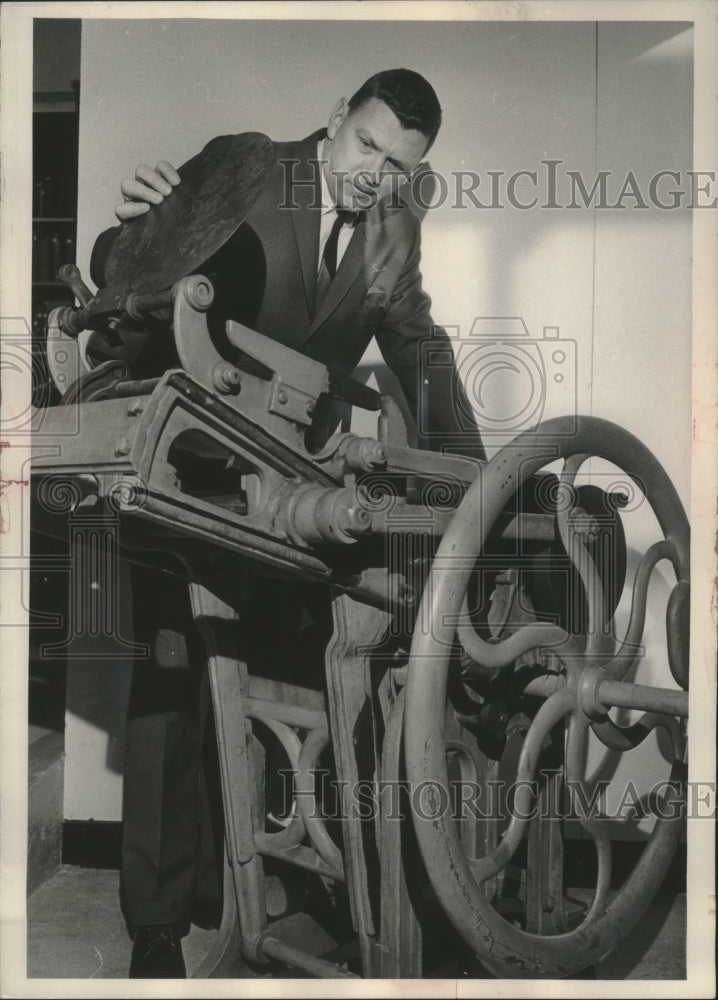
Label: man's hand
xmin=116 ymin=161 xmax=181 ymax=222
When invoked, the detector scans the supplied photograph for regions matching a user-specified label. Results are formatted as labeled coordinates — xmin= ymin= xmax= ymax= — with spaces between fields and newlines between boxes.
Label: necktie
xmin=315 ymin=210 xmax=358 ymax=313
xmin=322 ymin=209 xmax=358 ymax=279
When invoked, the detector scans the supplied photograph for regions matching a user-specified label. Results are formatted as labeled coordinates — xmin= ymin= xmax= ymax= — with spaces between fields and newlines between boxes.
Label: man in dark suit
xmin=92 ymin=68 xmax=485 ymax=977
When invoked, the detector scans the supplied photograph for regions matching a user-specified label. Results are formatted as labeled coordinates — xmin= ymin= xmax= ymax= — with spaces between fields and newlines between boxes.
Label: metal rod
xmin=124 ymin=287 xmax=174 ymax=320
xmin=254 ymin=836 xmax=345 ymax=881
xmin=244 ymin=698 xmax=327 ymax=732
xmin=58 ymin=263 xmax=93 ymax=307
xmin=258 ymin=934 xmax=360 ymax=978
xmin=469 ymin=686 xmax=575 ymax=882
xmin=609 ymin=540 xmax=676 ymax=680
xmin=598 ymin=678 xmax=688 ymax=718
xmin=295 ymin=729 xmax=345 ymax=875
xmin=104 ymin=379 xmax=161 ymax=398
xmin=592 ymin=712 xmax=685 ymax=758
xmin=521 ymin=673 xmax=567 ymax=698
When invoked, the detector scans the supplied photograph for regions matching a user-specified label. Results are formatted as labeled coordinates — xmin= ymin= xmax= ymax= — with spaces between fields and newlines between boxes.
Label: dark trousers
xmin=120 ymin=561 xmax=331 ymax=932
xmin=120 ymin=563 xmax=223 ymax=933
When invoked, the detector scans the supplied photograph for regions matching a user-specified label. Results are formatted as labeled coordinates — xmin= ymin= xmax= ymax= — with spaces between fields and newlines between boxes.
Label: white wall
xmin=67 ymin=17 xmax=693 ymax=823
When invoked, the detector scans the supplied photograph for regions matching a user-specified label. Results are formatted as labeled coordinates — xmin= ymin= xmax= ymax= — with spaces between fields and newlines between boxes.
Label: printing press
xmin=30 ymin=133 xmax=689 ymax=979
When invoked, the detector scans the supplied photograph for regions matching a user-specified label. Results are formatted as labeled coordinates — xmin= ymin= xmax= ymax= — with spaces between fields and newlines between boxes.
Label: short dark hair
xmin=347 ymin=69 xmax=442 ymax=151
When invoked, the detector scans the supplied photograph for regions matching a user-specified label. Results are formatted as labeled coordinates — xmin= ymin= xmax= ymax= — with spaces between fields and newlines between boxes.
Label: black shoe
xmin=129 ymin=924 xmax=187 ymax=979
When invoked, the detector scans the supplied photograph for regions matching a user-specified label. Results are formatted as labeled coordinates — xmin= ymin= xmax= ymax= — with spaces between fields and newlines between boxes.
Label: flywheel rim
xmin=404 ymin=415 xmax=689 ymax=978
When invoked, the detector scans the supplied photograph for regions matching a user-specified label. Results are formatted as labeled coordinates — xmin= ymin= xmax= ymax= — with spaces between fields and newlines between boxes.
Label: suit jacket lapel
xmin=288 ymin=132 xmax=324 ymax=316
xmin=284 ymin=130 xmax=368 ymax=338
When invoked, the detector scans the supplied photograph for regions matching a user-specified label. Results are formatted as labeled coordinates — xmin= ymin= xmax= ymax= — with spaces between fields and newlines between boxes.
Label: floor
xmin=27 ymin=867 xmax=216 ymax=980
xmin=26 ymin=865 xmax=686 ymax=982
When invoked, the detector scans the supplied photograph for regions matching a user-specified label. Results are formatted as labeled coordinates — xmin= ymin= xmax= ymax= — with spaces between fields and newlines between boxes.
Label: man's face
xmin=323 ymin=97 xmax=429 ymax=211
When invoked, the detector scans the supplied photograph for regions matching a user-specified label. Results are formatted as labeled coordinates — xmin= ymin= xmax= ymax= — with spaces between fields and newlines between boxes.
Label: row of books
xmin=33 ymin=176 xmax=75 ymax=218
xmin=33 ymin=232 xmax=75 ymax=283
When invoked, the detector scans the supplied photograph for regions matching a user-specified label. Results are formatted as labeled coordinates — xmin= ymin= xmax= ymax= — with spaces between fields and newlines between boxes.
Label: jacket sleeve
xmin=374 ymin=219 xmax=486 ymax=461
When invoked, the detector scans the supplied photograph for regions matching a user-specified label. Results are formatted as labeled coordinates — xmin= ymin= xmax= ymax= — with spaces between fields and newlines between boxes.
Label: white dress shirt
xmin=317 ymin=140 xmax=355 ymax=274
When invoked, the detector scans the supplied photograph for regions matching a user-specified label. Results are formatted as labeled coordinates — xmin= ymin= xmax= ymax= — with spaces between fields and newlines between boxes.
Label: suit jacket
xmin=91 ymin=129 xmax=485 ymax=459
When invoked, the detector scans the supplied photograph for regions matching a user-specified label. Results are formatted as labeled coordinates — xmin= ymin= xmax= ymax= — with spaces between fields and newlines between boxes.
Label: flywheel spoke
xmin=404 ymin=416 xmax=689 ymax=978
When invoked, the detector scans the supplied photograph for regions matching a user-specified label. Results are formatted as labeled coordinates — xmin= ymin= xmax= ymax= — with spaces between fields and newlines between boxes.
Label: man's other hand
xmin=116 ymin=161 xmax=181 ymax=221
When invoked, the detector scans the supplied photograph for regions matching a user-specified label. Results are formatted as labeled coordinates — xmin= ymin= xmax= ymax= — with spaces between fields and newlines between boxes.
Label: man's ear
xmin=326 ymin=98 xmax=349 ymax=140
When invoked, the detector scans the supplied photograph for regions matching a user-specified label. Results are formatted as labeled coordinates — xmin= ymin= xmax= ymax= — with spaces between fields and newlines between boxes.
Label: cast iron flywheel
xmin=404 ymin=415 xmax=689 ymax=978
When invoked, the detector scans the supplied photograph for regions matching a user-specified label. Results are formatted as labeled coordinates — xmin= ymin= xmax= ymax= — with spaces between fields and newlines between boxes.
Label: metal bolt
xmin=184 ymin=275 xmax=215 ymax=311
xmin=355 ymin=507 xmax=370 ymax=527
xmin=114 ymin=437 xmax=131 ymax=457
xmin=368 ymin=441 xmax=387 ymax=468
xmin=340 ymin=502 xmax=372 ymax=539
xmin=305 ymin=399 xmax=316 ymax=415
xmin=345 ymin=437 xmax=389 ymax=472
xmin=212 ymin=363 xmax=242 ymax=395
xmin=277 ymin=389 xmax=288 ymax=405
